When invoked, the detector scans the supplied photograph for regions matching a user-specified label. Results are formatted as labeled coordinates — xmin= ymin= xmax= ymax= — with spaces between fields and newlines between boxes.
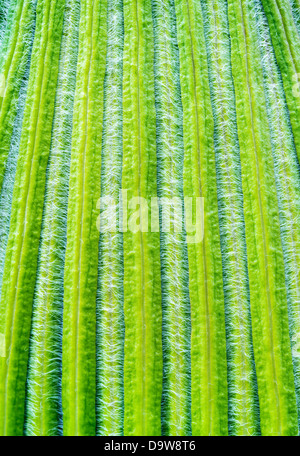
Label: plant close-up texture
xmin=0 ymin=0 xmax=300 ymax=437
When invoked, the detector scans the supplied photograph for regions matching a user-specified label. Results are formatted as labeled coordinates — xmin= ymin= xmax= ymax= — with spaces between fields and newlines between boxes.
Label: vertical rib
xmin=122 ymin=0 xmax=162 ymax=436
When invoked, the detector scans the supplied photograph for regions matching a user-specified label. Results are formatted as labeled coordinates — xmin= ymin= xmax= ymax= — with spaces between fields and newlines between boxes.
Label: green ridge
xmin=254 ymin=0 xmax=300 ymax=435
xmin=0 ymin=0 xmax=65 ymax=436
xmin=62 ymin=0 xmax=107 ymax=436
xmin=174 ymin=0 xmax=227 ymax=436
xmin=122 ymin=0 xmax=162 ymax=436
xmin=229 ymin=0 xmax=298 ymax=436
xmin=0 ymin=0 xmax=35 ymax=193
xmin=260 ymin=0 xmax=300 ymax=164
xmin=25 ymin=0 xmax=80 ymax=436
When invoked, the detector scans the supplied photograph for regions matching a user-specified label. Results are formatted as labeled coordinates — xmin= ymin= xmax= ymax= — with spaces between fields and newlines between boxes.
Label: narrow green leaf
xmin=253 ymin=0 xmax=300 ymax=434
xmin=122 ymin=0 xmax=163 ymax=436
xmin=25 ymin=0 xmax=80 ymax=436
xmin=260 ymin=0 xmax=300 ymax=164
xmin=62 ymin=0 xmax=107 ymax=436
xmin=0 ymin=0 xmax=65 ymax=436
xmin=174 ymin=0 xmax=228 ymax=436
xmin=229 ymin=0 xmax=298 ymax=436
xmin=0 ymin=0 xmax=35 ymax=193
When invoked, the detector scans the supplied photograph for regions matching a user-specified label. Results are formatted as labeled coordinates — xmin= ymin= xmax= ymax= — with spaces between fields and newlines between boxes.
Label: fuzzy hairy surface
xmin=1 ymin=0 xmax=300 ymax=437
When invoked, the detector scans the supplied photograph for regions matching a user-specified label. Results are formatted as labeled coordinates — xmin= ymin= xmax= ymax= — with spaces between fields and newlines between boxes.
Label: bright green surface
xmin=229 ymin=0 xmax=298 ymax=436
xmin=0 ymin=0 xmax=300 ymax=436
xmin=175 ymin=0 xmax=227 ymax=436
xmin=122 ymin=0 xmax=162 ymax=436
xmin=260 ymin=0 xmax=300 ymax=164
xmin=0 ymin=0 xmax=34 ymax=193
xmin=0 ymin=0 xmax=65 ymax=435
xmin=254 ymin=0 xmax=300 ymax=434
xmin=62 ymin=0 xmax=107 ymax=436
xmin=25 ymin=0 xmax=80 ymax=436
